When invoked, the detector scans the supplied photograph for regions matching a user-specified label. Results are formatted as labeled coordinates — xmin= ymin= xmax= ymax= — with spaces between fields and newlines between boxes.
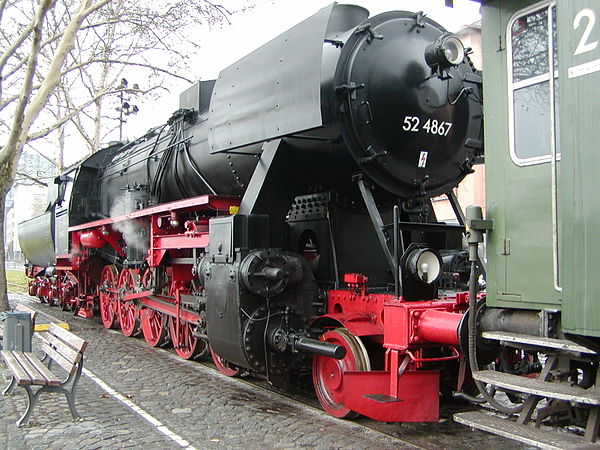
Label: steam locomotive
xmin=18 ymin=1 xmax=600 ymax=445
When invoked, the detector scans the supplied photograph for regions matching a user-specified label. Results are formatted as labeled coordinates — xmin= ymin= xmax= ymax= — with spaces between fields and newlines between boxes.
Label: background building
xmin=432 ymin=22 xmax=484 ymax=222
xmin=5 ymin=150 xmax=55 ymax=267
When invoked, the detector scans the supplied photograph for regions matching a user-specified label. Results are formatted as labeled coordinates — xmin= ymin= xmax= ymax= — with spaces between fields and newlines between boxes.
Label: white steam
xmin=109 ymin=191 xmax=149 ymax=261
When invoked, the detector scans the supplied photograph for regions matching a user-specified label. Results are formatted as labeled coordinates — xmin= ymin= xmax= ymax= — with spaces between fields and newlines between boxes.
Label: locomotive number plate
xmin=402 ymin=116 xmax=453 ymax=136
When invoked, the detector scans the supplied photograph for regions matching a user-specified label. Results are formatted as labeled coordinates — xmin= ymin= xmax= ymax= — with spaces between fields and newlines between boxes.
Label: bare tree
xmin=30 ymin=0 xmax=237 ymax=156
xmin=0 ymin=0 xmax=114 ymax=311
xmin=0 ymin=0 xmax=248 ymax=311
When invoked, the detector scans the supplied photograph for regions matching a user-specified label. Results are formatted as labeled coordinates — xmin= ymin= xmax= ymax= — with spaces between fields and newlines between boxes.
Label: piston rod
xmin=293 ymin=336 xmax=346 ymax=359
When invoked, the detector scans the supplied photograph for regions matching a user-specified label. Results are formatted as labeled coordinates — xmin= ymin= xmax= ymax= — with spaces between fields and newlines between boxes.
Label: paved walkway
xmin=0 ymin=293 xmax=517 ymax=449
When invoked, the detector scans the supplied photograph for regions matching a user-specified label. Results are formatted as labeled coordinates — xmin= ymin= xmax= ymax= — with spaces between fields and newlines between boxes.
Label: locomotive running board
xmin=454 ymin=411 xmax=596 ymax=449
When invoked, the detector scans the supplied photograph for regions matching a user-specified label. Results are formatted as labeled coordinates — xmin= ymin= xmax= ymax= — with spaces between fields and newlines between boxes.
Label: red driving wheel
xmin=59 ymin=271 xmax=79 ymax=312
xmin=140 ymin=269 xmax=170 ymax=347
xmin=312 ymin=328 xmax=370 ymax=419
xmin=168 ymin=316 xmax=205 ymax=360
xmin=209 ymin=345 xmax=241 ymax=377
xmin=141 ymin=308 xmax=170 ymax=347
xmin=99 ymin=265 xmax=119 ymax=329
xmin=118 ymin=269 xmax=141 ymax=337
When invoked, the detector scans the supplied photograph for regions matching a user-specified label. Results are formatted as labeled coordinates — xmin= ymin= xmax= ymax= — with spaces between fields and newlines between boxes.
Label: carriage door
xmin=500 ymin=2 xmax=561 ymax=309
xmin=558 ymin=2 xmax=600 ymax=336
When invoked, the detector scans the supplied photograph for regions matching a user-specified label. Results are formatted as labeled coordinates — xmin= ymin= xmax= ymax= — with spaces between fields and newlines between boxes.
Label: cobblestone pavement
xmin=0 ymin=293 xmax=521 ymax=450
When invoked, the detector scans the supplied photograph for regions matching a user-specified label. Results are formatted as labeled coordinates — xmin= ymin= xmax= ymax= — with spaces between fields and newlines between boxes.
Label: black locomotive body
xmin=19 ymin=4 xmax=485 ymax=423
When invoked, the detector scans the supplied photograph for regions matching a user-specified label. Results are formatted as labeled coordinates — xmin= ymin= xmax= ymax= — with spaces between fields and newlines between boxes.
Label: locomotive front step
xmin=454 ymin=411 xmax=595 ymax=449
xmin=482 ymin=332 xmax=596 ymax=355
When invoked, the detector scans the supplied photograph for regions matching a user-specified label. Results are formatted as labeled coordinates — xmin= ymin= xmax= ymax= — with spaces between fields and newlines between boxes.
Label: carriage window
xmin=509 ymin=4 xmax=559 ymax=164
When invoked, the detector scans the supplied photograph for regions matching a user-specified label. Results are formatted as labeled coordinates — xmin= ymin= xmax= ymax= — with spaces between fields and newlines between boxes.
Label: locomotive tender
xmin=17 ymin=1 xmax=600 ymax=446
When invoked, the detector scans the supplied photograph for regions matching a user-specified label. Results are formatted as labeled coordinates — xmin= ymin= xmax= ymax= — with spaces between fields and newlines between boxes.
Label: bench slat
xmin=12 ymin=352 xmax=47 ymax=385
xmin=45 ymin=333 xmax=81 ymax=366
xmin=1 ymin=350 xmax=32 ymax=385
xmin=49 ymin=324 xmax=87 ymax=353
xmin=22 ymin=352 xmax=60 ymax=386
xmin=40 ymin=341 xmax=81 ymax=376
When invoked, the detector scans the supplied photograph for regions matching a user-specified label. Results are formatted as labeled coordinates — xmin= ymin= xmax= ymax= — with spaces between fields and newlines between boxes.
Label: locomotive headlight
xmin=424 ymin=33 xmax=465 ymax=72
xmin=405 ymin=247 xmax=443 ymax=285
xmin=441 ymin=36 xmax=464 ymax=66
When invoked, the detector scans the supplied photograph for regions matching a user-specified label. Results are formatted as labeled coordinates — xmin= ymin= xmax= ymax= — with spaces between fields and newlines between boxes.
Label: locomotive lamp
xmin=169 ymin=212 xmax=180 ymax=227
xmin=424 ymin=33 xmax=465 ymax=78
xmin=400 ymin=245 xmax=444 ymax=300
xmin=405 ymin=247 xmax=443 ymax=284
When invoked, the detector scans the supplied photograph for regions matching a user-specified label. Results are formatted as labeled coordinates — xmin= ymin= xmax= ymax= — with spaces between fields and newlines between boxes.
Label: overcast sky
xmin=117 ymin=0 xmax=482 ymax=146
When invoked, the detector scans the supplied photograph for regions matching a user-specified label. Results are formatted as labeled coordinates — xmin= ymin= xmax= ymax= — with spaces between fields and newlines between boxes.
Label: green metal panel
xmin=482 ymin=0 xmax=561 ymax=310
xmin=557 ymin=1 xmax=600 ymax=337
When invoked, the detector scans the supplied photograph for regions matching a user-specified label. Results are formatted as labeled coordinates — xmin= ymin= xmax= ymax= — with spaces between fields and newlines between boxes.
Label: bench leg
xmin=2 ymin=376 xmax=16 ymax=396
xmin=62 ymin=386 xmax=82 ymax=421
xmin=16 ymin=385 xmax=41 ymax=427
xmin=14 ymin=385 xmax=82 ymax=427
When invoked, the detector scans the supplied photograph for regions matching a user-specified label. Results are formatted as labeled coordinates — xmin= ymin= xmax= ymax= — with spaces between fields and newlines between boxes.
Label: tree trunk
xmin=0 ymin=188 xmax=10 ymax=311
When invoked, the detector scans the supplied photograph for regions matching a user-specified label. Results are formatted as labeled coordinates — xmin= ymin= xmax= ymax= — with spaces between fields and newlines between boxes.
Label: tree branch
xmin=0 ymin=0 xmax=9 ymax=28
xmin=0 ymin=20 xmax=35 ymax=77
xmin=28 ymin=145 xmax=59 ymax=167
xmin=26 ymin=87 xmax=108 ymax=141
xmin=64 ymin=58 xmax=193 ymax=83
xmin=1 ymin=54 xmax=190 ymax=112
xmin=19 ymin=0 xmax=112 ymax=140
xmin=0 ymin=18 xmax=121 ymax=88
xmin=26 ymin=84 xmax=165 ymax=142
xmin=15 ymin=171 xmax=48 ymax=186
xmin=0 ymin=0 xmax=52 ymax=176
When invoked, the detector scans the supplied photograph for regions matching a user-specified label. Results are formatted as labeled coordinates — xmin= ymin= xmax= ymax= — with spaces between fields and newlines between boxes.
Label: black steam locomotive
xmin=20 ymin=4 xmax=483 ymax=422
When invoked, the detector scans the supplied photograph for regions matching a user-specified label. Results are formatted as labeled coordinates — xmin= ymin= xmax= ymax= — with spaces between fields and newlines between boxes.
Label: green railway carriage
xmin=556 ymin=1 xmax=600 ymax=340
xmin=482 ymin=1 xmax=561 ymax=313
xmin=455 ymin=1 xmax=600 ymax=445
xmin=482 ymin=0 xmax=600 ymax=340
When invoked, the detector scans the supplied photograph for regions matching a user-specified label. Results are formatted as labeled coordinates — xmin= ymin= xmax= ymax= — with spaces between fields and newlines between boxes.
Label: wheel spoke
xmin=142 ymin=308 xmax=168 ymax=347
xmin=168 ymin=316 xmax=204 ymax=360
xmin=100 ymin=265 xmax=119 ymax=329
xmin=118 ymin=269 xmax=140 ymax=337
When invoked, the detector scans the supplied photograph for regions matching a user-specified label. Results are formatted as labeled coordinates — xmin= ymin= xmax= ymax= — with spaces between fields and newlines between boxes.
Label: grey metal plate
xmin=18 ymin=212 xmax=55 ymax=267
xmin=208 ymin=216 xmax=233 ymax=262
xmin=481 ymin=331 xmax=596 ymax=354
xmin=207 ymin=4 xmax=336 ymax=153
xmin=454 ymin=411 xmax=593 ymax=449
xmin=473 ymin=370 xmax=600 ymax=404
xmin=55 ymin=208 xmax=69 ymax=256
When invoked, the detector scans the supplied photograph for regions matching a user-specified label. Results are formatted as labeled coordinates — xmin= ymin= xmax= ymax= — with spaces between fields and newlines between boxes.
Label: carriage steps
xmin=456 ymin=332 xmax=600 ymax=448
xmin=454 ymin=411 xmax=598 ymax=449
xmin=472 ymin=370 xmax=600 ymax=405
xmin=481 ymin=331 xmax=596 ymax=355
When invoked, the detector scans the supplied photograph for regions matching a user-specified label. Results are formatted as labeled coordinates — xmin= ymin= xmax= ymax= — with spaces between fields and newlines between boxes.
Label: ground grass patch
xmin=6 ymin=269 xmax=28 ymax=293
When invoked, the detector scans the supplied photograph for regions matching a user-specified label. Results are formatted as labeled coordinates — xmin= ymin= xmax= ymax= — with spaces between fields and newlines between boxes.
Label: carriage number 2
xmin=402 ymin=116 xmax=453 ymax=136
xmin=574 ymin=9 xmax=599 ymax=56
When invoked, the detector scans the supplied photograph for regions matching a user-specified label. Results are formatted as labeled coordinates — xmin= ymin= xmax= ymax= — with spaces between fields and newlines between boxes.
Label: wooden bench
xmin=1 ymin=323 xmax=88 ymax=427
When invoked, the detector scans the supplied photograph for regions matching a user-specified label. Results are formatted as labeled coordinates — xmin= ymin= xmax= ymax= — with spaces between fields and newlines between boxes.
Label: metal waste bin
xmin=4 ymin=311 xmax=32 ymax=352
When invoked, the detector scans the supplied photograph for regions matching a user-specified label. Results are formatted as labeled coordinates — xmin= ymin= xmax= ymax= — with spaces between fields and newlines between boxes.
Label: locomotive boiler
xmin=19 ymin=3 xmax=484 ymax=423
